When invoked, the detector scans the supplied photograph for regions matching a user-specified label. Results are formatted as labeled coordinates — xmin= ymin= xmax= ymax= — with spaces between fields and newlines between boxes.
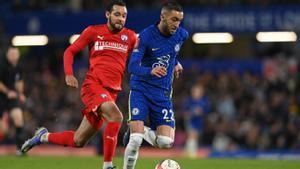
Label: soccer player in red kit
xmin=21 ymin=1 xmax=136 ymax=168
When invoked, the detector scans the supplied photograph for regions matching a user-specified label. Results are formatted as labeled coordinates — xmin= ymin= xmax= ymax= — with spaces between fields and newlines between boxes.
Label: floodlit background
xmin=0 ymin=0 xmax=300 ymax=160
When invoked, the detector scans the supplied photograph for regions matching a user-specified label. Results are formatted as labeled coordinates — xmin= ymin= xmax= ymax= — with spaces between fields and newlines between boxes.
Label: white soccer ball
xmin=155 ymin=159 xmax=181 ymax=169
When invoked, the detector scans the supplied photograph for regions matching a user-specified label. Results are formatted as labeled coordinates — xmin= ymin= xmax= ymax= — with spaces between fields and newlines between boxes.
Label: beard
xmin=109 ymin=18 xmax=123 ymax=32
xmin=168 ymin=24 xmax=177 ymax=35
xmin=162 ymin=24 xmax=172 ymax=36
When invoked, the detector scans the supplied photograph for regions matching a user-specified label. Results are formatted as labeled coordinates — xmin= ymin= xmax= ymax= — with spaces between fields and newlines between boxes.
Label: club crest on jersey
xmin=121 ymin=34 xmax=128 ymax=42
xmin=175 ymin=44 xmax=180 ymax=52
xmin=132 ymin=108 xmax=139 ymax=115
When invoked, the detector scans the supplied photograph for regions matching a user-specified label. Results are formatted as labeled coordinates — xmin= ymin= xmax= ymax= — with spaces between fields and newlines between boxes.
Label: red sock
xmin=103 ymin=122 xmax=121 ymax=162
xmin=48 ymin=131 xmax=76 ymax=147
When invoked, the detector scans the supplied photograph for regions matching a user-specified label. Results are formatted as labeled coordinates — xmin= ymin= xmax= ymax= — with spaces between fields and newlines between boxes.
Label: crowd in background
xmin=174 ymin=61 xmax=300 ymax=151
xmin=0 ymin=44 xmax=299 ymax=152
xmin=0 ymin=0 xmax=300 ymax=153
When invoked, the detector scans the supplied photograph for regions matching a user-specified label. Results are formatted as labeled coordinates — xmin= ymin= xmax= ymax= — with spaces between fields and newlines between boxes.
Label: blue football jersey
xmin=184 ymin=96 xmax=211 ymax=131
xmin=128 ymin=24 xmax=189 ymax=100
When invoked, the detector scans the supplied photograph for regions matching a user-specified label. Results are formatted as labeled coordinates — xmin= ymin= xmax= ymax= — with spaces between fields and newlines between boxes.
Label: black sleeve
xmin=16 ymin=65 xmax=23 ymax=81
xmin=0 ymin=63 xmax=5 ymax=82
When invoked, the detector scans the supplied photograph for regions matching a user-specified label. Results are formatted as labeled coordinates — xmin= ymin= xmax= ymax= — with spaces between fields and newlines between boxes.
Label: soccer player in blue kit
xmin=123 ymin=2 xmax=188 ymax=169
xmin=184 ymin=84 xmax=210 ymax=157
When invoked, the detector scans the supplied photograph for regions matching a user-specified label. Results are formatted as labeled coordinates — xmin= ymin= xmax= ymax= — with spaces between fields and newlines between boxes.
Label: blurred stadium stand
xmin=0 ymin=0 xmax=300 ymax=158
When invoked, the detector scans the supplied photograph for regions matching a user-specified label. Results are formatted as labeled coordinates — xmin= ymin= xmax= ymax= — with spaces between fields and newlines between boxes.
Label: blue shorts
xmin=187 ymin=116 xmax=204 ymax=132
xmin=128 ymin=90 xmax=175 ymax=129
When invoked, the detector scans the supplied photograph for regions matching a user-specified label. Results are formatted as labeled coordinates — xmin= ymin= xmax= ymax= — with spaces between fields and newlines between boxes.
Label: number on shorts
xmin=162 ymin=109 xmax=174 ymax=121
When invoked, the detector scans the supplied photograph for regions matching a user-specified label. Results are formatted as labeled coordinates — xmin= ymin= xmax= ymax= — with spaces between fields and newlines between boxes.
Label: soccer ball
xmin=155 ymin=159 xmax=180 ymax=169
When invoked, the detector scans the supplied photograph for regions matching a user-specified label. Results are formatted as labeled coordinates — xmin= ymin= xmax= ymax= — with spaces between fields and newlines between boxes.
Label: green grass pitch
xmin=1 ymin=155 xmax=300 ymax=169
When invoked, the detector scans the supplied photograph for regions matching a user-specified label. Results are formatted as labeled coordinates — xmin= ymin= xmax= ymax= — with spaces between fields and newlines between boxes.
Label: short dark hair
xmin=162 ymin=1 xmax=183 ymax=12
xmin=106 ymin=0 xmax=126 ymax=12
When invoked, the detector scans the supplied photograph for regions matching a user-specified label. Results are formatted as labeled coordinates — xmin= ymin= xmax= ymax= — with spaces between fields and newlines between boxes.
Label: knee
xmin=10 ymin=108 xmax=24 ymax=127
xmin=128 ymin=133 xmax=143 ymax=148
xmin=100 ymin=102 xmax=123 ymax=122
xmin=156 ymin=135 xmax=174 ymax=149
xmin=107 ymin=112 xmax=123 ymax=122
xmin=112 ymin=113 xmax=123 ymax=122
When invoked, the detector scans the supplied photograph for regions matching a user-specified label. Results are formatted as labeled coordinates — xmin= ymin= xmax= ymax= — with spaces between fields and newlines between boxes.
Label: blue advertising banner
xmin=2 ymin=6 xmax=300 ymax=35
xmin=184 ymin=6 xmax=300 ymax=33
xmin=2 ymin=10 xmax=159 ymax=35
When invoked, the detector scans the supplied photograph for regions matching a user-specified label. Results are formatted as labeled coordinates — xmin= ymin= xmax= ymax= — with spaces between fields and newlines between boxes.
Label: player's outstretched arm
xmin=63 ymin=45 xmax=80 ymax=88
xmin=63 ymin=26 xmax=93 ymax=85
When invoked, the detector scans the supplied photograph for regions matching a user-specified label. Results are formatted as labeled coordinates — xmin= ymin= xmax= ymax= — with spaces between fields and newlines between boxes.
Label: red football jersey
xmin=64 ymin=24 xmax=137 ymax=91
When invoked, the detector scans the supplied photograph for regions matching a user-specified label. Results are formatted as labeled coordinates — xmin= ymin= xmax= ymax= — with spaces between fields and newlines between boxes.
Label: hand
xmin=65 ymin=75 xmax=79 ymax=88
xmin=151 ymin=66 xmax=167 ymax=78
xmin=174 ymin=62 xmax=183 ymax=79
xmin=7 ymin=90 xmax=18 ymax=99
xmin=19 ymin=93 xmax=26 ymax=103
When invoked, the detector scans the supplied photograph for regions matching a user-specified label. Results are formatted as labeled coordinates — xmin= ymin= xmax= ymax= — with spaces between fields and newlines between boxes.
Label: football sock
xmin=103 ymin=161 xmax=113 ymax=169
xmin=15 ymin=127 xmax=24 ymax=150
xmin=156 ymin=135 xmax=173 ymax=148
xmin=48 ymin=131 xmax=76 ymax=147
xmin=123 ymin=133 xmax=143 ymax=169
xmin=143 ymin=126 xmax=157 ymax=147
xmin=103 ymin=122 xmax=121 ymax=162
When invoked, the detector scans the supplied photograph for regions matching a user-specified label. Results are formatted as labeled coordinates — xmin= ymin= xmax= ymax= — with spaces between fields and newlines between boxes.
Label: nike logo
xmin=152 ymin=48 xmax=159 ymax=51
xmin=97 ymin=35 xmax=103 ymax=40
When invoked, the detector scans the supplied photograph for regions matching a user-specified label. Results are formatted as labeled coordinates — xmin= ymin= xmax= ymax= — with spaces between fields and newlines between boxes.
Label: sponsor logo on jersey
xmin=152 ymin=55 xmax=170 ymax=69
xmin=152 ymin=48 xmax=159 ymax=51
xmin=121 ymin=34 xmax=128 ymax=42
xmin=94 ymin=41 xmax=128 ymax=53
